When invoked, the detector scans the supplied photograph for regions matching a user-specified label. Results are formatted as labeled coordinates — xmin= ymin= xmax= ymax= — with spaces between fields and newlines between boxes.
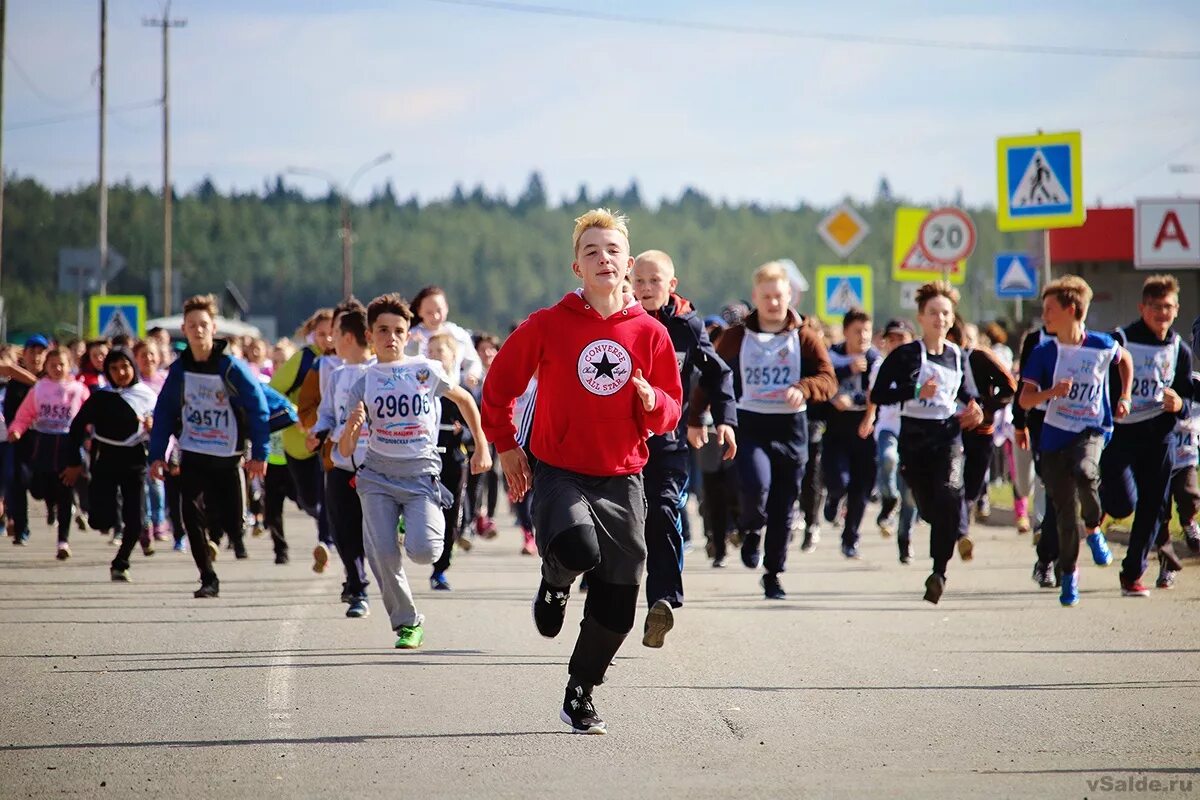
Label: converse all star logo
xmin=577 ymin=339 xmax=632 ymax=397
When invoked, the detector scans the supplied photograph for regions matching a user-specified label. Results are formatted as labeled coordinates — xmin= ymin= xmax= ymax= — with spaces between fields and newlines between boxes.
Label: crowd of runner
xmin=4 ymin=208 xmax=1199 ymax=734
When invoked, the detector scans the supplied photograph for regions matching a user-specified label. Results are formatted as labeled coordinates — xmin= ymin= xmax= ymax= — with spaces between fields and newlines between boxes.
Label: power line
xmin=420 ymin=0 xmax=1200 ymax=61
xmin=5 ymin=52 xmax=94 ymax=107
xmin=5 ymin=98 xmax=160 ymax=132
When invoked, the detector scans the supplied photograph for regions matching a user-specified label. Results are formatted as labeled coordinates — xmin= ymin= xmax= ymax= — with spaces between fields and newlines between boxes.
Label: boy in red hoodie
xmin=482 ymin=209 xmax=682 ymax=735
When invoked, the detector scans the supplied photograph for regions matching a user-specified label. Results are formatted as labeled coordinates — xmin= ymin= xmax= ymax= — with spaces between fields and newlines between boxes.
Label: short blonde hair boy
xmin=752 ymin=260 xmax=789 ymax=286
xmin=572 ymin=208 xmax=630 ymax=254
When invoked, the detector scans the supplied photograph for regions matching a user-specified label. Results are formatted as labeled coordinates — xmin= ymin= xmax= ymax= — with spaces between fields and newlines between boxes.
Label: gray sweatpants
xmin=1041 ymin=431 xmax=1105 ymax=575
xmin=355 ymin=467 xmax=447 ymax=631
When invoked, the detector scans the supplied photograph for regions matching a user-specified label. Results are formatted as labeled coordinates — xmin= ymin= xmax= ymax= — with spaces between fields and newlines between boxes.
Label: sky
xmin=7 ymin=0 xmax=1200 ymax=209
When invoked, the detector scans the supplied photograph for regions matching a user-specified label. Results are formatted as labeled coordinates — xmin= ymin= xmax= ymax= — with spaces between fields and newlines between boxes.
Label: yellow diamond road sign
xmin=818 ymin=204 xmax=869 ymax=259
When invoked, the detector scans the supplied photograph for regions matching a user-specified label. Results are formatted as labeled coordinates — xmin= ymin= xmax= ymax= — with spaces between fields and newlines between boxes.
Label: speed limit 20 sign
xmin=917 ymin=208 xmax=977 ymax=265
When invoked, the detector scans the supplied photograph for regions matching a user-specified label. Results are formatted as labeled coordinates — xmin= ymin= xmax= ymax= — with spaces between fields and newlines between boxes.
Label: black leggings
xmin=433 ymin=456 xmax=466 ymax=574
xmin=96 ymin=465 xmax=148 ymax=571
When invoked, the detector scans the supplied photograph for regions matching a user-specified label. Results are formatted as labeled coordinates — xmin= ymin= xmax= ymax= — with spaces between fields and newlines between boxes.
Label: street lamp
xmin=285 ymin=151 xmax=393 ymax=299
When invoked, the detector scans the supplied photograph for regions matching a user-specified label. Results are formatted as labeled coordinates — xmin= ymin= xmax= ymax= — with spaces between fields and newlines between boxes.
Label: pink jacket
xmin=11 ymin=378 xmax=90 ymax=436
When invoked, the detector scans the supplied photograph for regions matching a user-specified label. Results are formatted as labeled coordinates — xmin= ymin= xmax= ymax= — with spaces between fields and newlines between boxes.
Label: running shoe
xmin=841 ymin=543 xmax=861 ymax=560
xmin=206 ymin=540 xmax=219 ymax=562
xmin=13 ymin=530 xmax=29 ymax=546
xmin=312 ymin=543 xmax=330 ymax=573
xmin=762 ymin=573 xmax=786 ymax=600
xmin=1016 ymin=515 xmax=1032 ymax=535
xmin=56 ymin=542 xmax=71 ymax=560
xmin=1032 ymin=561 xmax=1056 ymax=589
xmin=823 ymin=495 xmax=839 ymax=524
xmin=1185 ymin=520 xmax=1200 ymax=554
xmin=878 ymin=520 xmax=894 ymax=539
xmin=1119 ymin=576 xmax=1151 ymax=598
xmin=923 ymin=572 xmax=945 ymax=605
xmin=1059 ymin=570 xmax=1079 ymax=606
xmin=109 ymin=532 xmax=122 ymax=546
xmin=532 ymin=579 xmax=570 ymax=638
xmin=642 ymin=600 xmax=675 ymax=648
xmin=975 ymin=495 xmax=991 ymax=522
xmin=801 ymin=525 xmax=820 ymax=553
xmin=956 ymin=536 xmax=974 ymax=562
xmin=521 ymin=529 xmax=538 ymax=556
xmin=1156 ymin=554 xmax=1177 ymax=590
xmin=394 ymin=624 xmax=424 ymax=649
xmin=346 ymin=599 xmax=370 ymax=618
xmin=274 ymin=552 xmax=288 ymax=565
xmin=251 ymin=522 xmax=264 ymax=539
xmin=430 ymin=571 xmax=452 ymax=591
xmin=740 ymin=531 xmax=762 ymax=569
xmin=75 ymin=512 xmax=86 ymax=531
xmin=233 ymin=544 xmax=249 ymax=560
xmin=898 ymin=537 xmax=912 ymax=565
xmin=456 ymin=534 xmax=473 ymax=552
xmin=173 ymin=539 xmax=187 ymax=553
xmin=193 ymin=582 xmax=219 ymax=599
xmin=712 ymin=557 xmax=726 ymax=569
xmin=110 ymin=567 xmax=131 ymax=582
xmin=153 ymin=523 xmax=172 ymax=542
xmin=561 ymin=686 xmax=606 ymax=735
xmin=1086 ymin=530 xmax=1113 ymax=567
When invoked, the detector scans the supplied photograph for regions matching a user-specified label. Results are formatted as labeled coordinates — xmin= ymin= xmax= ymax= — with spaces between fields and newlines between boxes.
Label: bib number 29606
xmin=374 ymin=392 xmax=431 ymax=419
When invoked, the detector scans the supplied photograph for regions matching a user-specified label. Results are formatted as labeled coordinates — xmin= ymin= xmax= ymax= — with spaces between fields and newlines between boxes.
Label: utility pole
xmin=144 ymin=4 xmax=186 ymax=316
xmin=0 ymin=0 xmax=7 ymax=342
xmin=98 ymin=0 xmax=108 ymax=295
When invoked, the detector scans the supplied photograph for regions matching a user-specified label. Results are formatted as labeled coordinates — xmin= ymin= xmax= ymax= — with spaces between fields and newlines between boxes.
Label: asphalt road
xmin=2 ymin=503 xmax=1198 ymax=799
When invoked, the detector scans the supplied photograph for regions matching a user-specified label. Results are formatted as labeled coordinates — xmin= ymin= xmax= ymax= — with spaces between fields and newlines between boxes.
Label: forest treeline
xmin=5 ymin=172 xmax=1034 ymax=338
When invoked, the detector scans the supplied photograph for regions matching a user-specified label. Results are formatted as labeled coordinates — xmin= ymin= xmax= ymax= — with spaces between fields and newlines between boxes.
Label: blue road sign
xmin=89 ymin=295 xmax=147 ymax=339
xmin=994 ymin=253 xmax=1038 ymax=299
xmin=996 ymin=131 xmax=1084 ymax=231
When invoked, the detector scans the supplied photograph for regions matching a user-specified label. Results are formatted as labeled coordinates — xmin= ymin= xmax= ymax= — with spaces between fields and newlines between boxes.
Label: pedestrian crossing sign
xmin=89 ymin=295 xmax=147 ymax=339
xmin=996 ymin=130 xmax=1084 ymax=231
xmin=993 ymin=253 xmax=1038 ymax=299
xmin=815 ymin=265 xmax=872 ymax=324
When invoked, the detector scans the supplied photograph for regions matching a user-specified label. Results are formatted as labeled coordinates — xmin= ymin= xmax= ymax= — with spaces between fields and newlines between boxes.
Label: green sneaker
xmin=394 ymin=624 xmax=423 ymax=649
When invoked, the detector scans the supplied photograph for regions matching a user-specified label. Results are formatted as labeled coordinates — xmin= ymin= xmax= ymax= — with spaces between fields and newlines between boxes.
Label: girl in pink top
xmin=8 ymin=346 xmax=90 ymax=558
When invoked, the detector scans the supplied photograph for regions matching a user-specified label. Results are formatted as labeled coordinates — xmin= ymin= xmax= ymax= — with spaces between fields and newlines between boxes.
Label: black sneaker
xmin=898 ymin=537 xmax=912 ymax=565
xmin=233 ymin=545 xmax=249 ymax=560
xmin=762 ymin=573 xmax=786 ymax=600
xmin=923 ymin=572 xmax=945 ymax=605
xmin=1032 ymin=560 xmax=1056 ymax=589
xmin=642 ymin=600 xmax=674 ymax=648
xmin=193 ymin=582 xmax=220 ymax=599
xmin=800 ymin=525 xmax=820 ymax=553
xmin=560 ymin=686 xmax=606 ymax=734
xmin=532 ymin=579 xmax=570 ymax=639
xmin=275 ymin=553 xmax=289 ymax=565
xmin=740 ymin=531 xmax=762 ymax=569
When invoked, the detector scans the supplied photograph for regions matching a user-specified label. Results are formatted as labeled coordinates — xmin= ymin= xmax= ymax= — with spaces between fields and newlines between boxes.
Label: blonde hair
xmin=572 ymin=208 xmax=630 ymax=254
xmin=633 ymin=249 xmax=675 ymax=273
xmin=752 ymin=260 xmax=789 ymax=286
xmin=426 ymin=332 xmax=459 ymax=358
xmin=1042 ymin=275 xmax=1092 ymax=320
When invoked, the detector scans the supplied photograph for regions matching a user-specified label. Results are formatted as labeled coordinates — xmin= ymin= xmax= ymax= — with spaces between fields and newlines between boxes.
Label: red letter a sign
xmin=1154 ymin=210 xmax=1191 ymax=250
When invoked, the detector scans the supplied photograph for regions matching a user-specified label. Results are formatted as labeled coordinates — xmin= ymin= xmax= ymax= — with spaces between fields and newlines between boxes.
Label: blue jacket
xmin=150 ymin=339 xmax=271 ymax=463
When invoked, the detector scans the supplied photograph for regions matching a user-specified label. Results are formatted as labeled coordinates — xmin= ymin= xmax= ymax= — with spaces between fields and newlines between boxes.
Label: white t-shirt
xmin=344 ymin=357 xmax=451 ymax=478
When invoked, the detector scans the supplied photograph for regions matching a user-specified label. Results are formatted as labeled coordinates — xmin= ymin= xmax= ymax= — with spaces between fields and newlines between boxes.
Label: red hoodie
xmin=482 ymin=291 xmax=682 ymax=477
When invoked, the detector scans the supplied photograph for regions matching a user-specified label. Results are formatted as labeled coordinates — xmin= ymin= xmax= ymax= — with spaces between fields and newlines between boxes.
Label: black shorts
xmin=533 ymin=460 xmax=647 ymax=585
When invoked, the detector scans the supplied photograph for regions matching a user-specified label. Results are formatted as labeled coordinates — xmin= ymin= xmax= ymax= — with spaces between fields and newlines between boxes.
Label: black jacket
xmin=649 ymin=294 xmax=736 ymax=455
